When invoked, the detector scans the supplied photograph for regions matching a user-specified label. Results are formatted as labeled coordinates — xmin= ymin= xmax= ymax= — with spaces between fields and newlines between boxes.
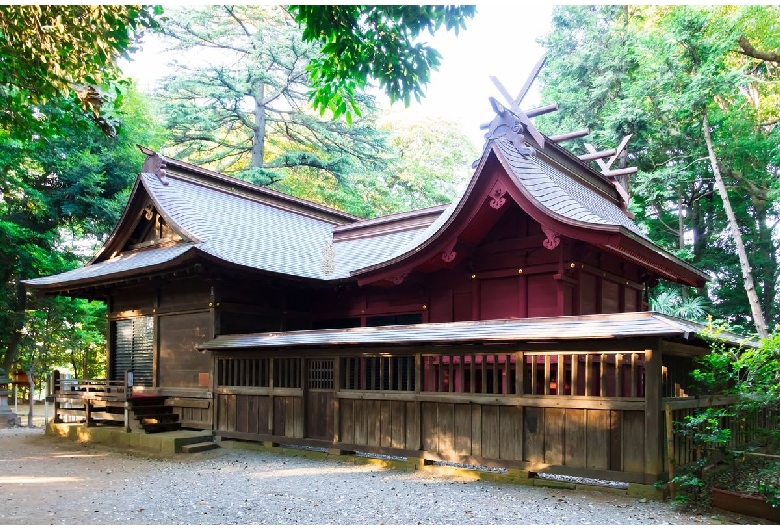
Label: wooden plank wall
xmin=335 ymin=398 xmax=645 ymax=476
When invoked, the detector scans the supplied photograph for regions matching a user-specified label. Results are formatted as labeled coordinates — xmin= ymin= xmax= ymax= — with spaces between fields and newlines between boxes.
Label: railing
xmin=52 ymin=375 xmax=128 ymax=402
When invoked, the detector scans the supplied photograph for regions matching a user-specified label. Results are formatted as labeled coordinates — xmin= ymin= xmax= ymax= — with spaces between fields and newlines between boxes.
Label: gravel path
xmin=0 ymin=427 xmax=768 ymax=525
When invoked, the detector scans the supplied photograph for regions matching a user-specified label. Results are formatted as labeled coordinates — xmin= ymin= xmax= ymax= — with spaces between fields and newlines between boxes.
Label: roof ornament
xmin=476 ymin=57 xmax=559 ymax=166
xmin=141 ymin=152 xmax=169 ymax=186
xmin=581 ymin=135 xmax=636 ymax=206
xmin=321 ymin=241 xmax=335 ymax=275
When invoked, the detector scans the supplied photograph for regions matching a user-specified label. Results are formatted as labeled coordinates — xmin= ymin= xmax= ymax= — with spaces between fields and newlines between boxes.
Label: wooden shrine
xmin=25 ymin=66 xmax=764 ymax=486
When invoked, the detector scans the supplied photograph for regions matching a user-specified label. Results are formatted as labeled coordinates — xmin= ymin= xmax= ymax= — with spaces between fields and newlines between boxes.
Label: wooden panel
xmin=544 ymin=408 xmax=565 ymax=465
xmin=481 ymin=405 xmax=500 ymax=459
xmin=579 ymin=272 xmax=597 ymax=315
xmin=586 ymin=409 xmax=609 ymax=469
xmin=471 ymin=404 xmax=482 ymax=457
xmin=158 ymin=281 xmax=210 ymax=308
xmin=158 ymin=312 xmax=212 ymax=388
xmin=365 ymin=400 xmax=381 ymax=447
xmin=112 ymin=287 xmax=154 ymax=313
xmin=284 ymin=397 xmax=295 ymax=438
xmin=245 ymin=396 xmax=257 ymax=434
xmin=609 ymin=410 xmax=622 ymax=470
xmin=453 ymin=291 xmax=472 ymax=322
xmin=454 ymin=404 xmax=472 ymax=455
xmin=340 ymin=399 xmax=355 ymax=444
xmin=527 ymin=275 xmax=557 ymax=317
xmin=622 ymin=410 xmax=645 ymax=473
xmin=624 ymin=288 xmax=638 ymax=312
xmin=354 ymin=400 xmax=367 ymax=446
xmin=405 ymin=401 xmax=420 ymax=450
xmin=391 ymin=401 xmax=405 ymax=449
xmin=292 ymin=397 xmax=303 ymax=438
xmin=429 ymin=288 xmax=453 ymax=323
xmin=236 ymin=394 xmax=249 ymax=433
xmin=273 ymin=396 xmax=284 ymax=436
xmin=421 ymin=402 xmax=437 ymax=452
xmin=480 ymin=277 xmax=520 ymax=320
xmin=217 ymin=394 xmax=228 ymax=431
xmin=523 ymin=407 xmax=543 ymax=463
xmin=601 ymin=280 xmax=620 ymax=314
xmin=438 ymin=403 xmax=455 ymax=454
xmin=256 ymin=396 xmax=270 ymax=435
xmin=380 ymin=401 xmax=392 ymax=447
xmin=564 ymin=408 xmax=586 ymax=467
xmin=306 ymin=392 xmax=333 ymax=441
xmin=499 ymin=406 xmax=521 ymax=461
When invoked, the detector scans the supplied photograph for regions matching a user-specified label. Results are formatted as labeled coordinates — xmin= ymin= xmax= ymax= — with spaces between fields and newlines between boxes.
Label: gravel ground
xmin=0 ymin=426 xmax=770 ymax=525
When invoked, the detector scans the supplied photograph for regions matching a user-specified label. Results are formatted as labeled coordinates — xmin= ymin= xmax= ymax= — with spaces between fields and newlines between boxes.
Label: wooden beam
xmin=602 ymin=167 xmax=638 ymax=178
xmin=549 ymin=128 xmax=590 ymax=142
xmin=513 ymin=56 xmax=547 ymax=105
xmin=525 ymin=103 xmax=558 ymax=118
xmin=579 ymin=148 xmax=616 ymax=162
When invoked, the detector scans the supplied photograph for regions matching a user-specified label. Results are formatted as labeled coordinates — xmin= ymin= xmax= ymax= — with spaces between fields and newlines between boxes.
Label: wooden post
xmin=268 ymin=357 xmax=275 ymax=434
xmin=644 ymin=343 xmax=663 ymax=483
xmin=124 ymin=370 xmax=133 ymax=432
xmin=52 ymin=370 xmax=60 ymax=423
xmin=333 ymin=357 xmax=341 ymax=444
xmin=515 ymin=352 xmax=524 ymax=395
xmin=665 ymin=404 xmax=676 ymax=498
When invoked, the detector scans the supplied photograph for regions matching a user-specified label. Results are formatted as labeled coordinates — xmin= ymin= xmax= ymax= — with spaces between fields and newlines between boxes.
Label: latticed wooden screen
xmin=216 ymin=358 xmax=270 ymax=387
xmin=308 ymin=360 xmax=334 ymax=389
xmin=342 ymin=356 xmax=415 ymax=391
xmin=111 ymin=316 xmax=154 ymax=386
xmin=274 ymin=357 xmax=301 ymax=388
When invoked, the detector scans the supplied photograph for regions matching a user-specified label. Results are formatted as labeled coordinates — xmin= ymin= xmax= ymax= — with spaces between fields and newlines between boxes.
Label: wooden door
xmin=305 ymin=359 xmax=335 ymax=440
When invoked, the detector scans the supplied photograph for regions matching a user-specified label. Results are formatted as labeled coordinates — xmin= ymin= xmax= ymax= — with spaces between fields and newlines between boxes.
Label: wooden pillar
xmin=644 ymin=341 xmax=663 ymax=483
xmin=333 ymin=356 xmax=341 ymax=444
xmin=414 ymin=353 xmax=422 ymax=450
xmin=268 ymin=357 xmax=275 ymax=434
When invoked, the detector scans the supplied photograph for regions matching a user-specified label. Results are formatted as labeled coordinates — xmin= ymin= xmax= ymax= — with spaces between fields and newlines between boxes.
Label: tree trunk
xmin=2 ymin=282 xmax=27 ymax=373
xmin=27 ymin=374 xmax=35 ymax=428
xmin=251 ymin=82 xmax=266 ymax=168
xmin=702 ymin=109 xmax=769 ymax=338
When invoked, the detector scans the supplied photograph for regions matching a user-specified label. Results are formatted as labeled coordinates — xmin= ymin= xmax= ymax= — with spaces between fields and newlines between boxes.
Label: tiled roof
xmin=200 ymin=311 xmax=754 ymax=350
xmin=23 ymin=243 xmax=198 ymax=288
xmin=25 ymin=137 xmax=705 ymax=288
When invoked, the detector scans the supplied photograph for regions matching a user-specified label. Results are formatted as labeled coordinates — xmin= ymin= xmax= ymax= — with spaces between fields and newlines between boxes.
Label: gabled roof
xmin=25 ymin=133 xmax=708 ymax=291
xmin=200 ymin=311 xmax=755 ymax=350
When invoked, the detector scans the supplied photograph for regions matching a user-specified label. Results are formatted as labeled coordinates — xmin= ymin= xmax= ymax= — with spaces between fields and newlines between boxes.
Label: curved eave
xmin=23 ymin=245 xmax=202 ymax=295
xmin=351 ymin=143 xmax=626 ymax=282
xmin=352 ymin=141 xmax=707 ymax=288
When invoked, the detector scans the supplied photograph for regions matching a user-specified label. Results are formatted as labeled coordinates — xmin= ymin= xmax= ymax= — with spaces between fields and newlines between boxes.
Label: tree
xmin=537 ymin=5 xmax=780 ymax=334
xmin=288 ymin=5 xmax=476 ymax=119
xmin=0 ymin=4 xmax=160 ymax=137
xmin=155 ymin=4 xmax=391 ymax=210
xmin=0 ymin=85 xmax=165 ymax=372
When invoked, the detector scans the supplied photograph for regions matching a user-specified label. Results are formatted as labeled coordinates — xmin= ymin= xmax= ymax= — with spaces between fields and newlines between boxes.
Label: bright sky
xmin=120 ymin=4 xmax=556 ymax=151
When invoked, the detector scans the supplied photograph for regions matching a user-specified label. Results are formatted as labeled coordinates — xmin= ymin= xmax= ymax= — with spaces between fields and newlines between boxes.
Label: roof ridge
xmin=137 ymin=146 xmax=361 ymax=224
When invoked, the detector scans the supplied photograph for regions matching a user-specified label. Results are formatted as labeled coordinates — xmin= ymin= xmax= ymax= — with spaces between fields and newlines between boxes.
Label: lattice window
xmin=342 ymin=356 xmax=415 ymax=391
xmin=111 ymin=316 xmax=154 ymax=386
xmin=308 ymin=360 xmax=334 ymax=390
xmin=274 ymin=357 xmax=301 ymax=388
xmin=216 ymin=358 xmax=270 ymax=387
xmin=422 ymin=354 xmax=516 ymax=394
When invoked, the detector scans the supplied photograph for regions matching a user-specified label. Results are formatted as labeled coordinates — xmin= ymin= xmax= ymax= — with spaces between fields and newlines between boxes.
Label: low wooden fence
xmin=52 ymin=374 xmax=127 ymax=423
xmin=213 ymin=348 xmax=661 ymax=484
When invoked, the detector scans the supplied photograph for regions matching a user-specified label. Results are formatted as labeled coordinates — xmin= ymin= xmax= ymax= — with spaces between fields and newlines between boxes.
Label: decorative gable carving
xmin=123 ymin=204 xmax=183 ymax=252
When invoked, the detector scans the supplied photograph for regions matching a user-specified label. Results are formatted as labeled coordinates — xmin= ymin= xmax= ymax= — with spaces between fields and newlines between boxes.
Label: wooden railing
xmin=54 ymin=378 xmax=128 ymax=400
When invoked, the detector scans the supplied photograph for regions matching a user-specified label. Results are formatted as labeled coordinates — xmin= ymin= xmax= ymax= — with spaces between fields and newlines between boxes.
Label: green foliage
xmin=288 ymin=5 xmax=476 ymax=119
xmin=650 ymin=285 xmax=711 ymax=322
xmin=0 ymin=84 xmax=165 ymax=370
xmin=0 ymin=4 xmax=160 ymax=136
xmin=538 ymin=5 xmax=780 ymax=332
xmin=155 ymin=5 xmax=392 ymax=215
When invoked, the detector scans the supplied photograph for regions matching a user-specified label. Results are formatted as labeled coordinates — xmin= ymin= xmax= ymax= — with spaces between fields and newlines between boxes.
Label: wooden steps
xmin=181 ymin=441 xmax=219 ymax=453
xmin=130 ymin=397 xmax=181 ymax=434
